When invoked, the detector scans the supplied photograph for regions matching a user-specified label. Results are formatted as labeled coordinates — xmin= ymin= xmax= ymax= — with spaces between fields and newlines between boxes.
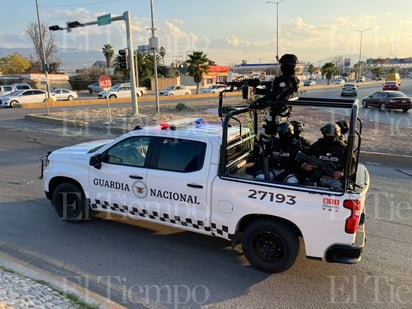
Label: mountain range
xmin=0 ymin=47 xmax=105 ymax=72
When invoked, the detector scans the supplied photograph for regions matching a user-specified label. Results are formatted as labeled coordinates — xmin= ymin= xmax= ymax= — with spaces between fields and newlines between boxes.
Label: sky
xmin=1 ymin=0 xmax=412 ymax=69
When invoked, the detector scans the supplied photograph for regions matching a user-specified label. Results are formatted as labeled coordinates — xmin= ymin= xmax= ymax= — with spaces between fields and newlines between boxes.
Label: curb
xmin=0 ymin=251 xmax=126 ymax=309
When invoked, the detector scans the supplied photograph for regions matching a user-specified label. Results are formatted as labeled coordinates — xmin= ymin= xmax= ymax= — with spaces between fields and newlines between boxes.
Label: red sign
xmin=98 ymin=75 xmax=112 ymax=91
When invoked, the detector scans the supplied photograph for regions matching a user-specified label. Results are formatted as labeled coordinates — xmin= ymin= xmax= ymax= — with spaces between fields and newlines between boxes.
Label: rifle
xmin=295 ymin=151 xmax=336 ymax=177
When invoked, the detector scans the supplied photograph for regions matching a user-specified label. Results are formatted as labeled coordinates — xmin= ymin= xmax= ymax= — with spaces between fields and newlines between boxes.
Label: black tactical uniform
xmin=301 ymin=123 xmax=347 ymax=190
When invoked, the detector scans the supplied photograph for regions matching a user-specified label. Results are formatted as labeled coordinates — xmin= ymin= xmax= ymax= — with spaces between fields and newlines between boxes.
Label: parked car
xmin=0 ymin=89 xmax=56 ymax=108
xmin=382 ymin=81 xmax=398 ymax=91
xmin=87 ymin=82 xmax=102 ymax=93
xmin=303 ymin=80 xmax=316 ymax=86
xmin=51 ymin=88 xmax=78 ymax=101
xmin=361 ymin=91 xmax=411 ymax=112
xmin=201 ymin=84 xmax=227 ymax=93
xmin=0 ymin=85 xmax=17 ymax=97
xmin=340 ymin=83 xmax=358 ymax=96
xmin=356 ymin=76 xmax=366 ymax=82
xmin=11 ymin=82 xmax=32 ymax=90
xmin=333 ymin=79 xmax=345 ymax=85
xmin=159 ymin=85 xmax=191 ymax=96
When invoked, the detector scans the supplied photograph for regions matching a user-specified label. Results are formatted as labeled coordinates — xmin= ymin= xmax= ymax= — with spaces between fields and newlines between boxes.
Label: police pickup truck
xmin=41 ymin=96 xmax=369 ymax=273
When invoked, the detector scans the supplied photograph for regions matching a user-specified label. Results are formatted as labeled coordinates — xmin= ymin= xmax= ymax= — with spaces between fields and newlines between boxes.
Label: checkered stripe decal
xmin=89 ymin=199 xmax=231 ymax=239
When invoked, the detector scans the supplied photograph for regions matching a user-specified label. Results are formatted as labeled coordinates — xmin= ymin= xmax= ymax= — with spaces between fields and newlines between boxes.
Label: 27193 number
xmin=248 ymin=189 xmax=296 ymax=205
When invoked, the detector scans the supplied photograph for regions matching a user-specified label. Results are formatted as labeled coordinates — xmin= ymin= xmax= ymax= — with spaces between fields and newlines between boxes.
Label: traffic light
xmin=118 ymin=48 xmax=128 ymax=69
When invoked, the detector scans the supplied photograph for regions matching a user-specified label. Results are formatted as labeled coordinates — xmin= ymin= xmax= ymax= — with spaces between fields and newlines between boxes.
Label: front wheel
xmin=109 ymin=94 xmax=117 ymax=99
xmin=52 ymin=182 xmax=88 ymax=223
xmin=362 ymin=100 xmax=368 ymax=108
xmin=67 ymin=95 xmax=74 ymax=101
xmin=242 ymin=219 xmax=299 ymax=273
xmin=402 ymin=108 xmax=409 ymax=113
xmin=380 ymin=103 xmax=386 ymax=111
xmin=9 ymin=100 xmax=18 ymax=108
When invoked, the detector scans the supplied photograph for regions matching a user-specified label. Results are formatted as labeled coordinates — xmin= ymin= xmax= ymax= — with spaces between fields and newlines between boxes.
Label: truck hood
xmin=52 ymin=139 xmax=112 ymax=155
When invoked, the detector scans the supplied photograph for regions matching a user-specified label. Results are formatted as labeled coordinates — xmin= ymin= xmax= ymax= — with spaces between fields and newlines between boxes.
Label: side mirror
xmin=89 ymin=154 xmax=102 ymax=169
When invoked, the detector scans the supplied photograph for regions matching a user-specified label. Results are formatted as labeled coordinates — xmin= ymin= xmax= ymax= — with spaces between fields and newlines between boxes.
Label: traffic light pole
xmin=50 ymin=11 xmax=139 ymax=114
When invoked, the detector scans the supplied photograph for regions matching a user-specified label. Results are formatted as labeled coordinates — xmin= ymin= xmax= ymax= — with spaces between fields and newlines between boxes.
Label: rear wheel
xmin=109 ymin=94 xmax=117 ymax=99
xmin=242 ymin=219 xmax=299 ymax=273
xmin=402 ymin=108 xmax=409 ymax=113
xmin=52 ymin=182 xmax=88 ymax=223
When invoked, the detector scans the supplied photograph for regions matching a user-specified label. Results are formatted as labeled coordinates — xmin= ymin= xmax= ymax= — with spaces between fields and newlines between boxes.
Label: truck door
xmin=145 ymin=137 xmax=212 ymax=233
xmin=88 ymin=136 xmax=151 ymax=216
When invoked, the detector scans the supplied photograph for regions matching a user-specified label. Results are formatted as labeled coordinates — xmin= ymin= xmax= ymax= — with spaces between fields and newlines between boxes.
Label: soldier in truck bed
xmin=300 ymin=122 xmax=348 ymax=190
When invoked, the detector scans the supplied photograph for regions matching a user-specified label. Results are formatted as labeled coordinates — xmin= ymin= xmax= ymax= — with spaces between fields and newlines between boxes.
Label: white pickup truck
xmin=41 ymin=96 xmax=369 ymax=273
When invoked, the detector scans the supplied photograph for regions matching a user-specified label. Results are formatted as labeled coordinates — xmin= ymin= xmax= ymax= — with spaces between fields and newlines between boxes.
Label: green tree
xmin=102 ymin=44 xmax=114 ymax=68
xmin=25 ymin=22 xmax=59 ymax=73
xmin=186 ymin=51 xmax=210 ymax=94
xmin=388 ymin=67 xmax=397 ymax=73
xmin=159 ymin=46 xmax=166 ymax=65
xmin=321 ymin=62 xmax=337 ymax=84
xmin=369 ymin=66 xmax=383 ymax=79
xmin=307 ymin=64 xmax=316 ymax=76
xmin=0 ymin=53 xmax=31 ymax=74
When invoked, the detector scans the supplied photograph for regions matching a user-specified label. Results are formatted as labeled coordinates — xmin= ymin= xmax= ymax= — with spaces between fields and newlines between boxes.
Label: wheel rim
xmin=254 ymin=232 xmax=284 ymax=262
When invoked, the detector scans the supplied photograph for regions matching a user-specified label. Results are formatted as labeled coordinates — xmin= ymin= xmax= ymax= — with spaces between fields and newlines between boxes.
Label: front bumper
xmin=326 ymin=212 xmax=366 ymax=264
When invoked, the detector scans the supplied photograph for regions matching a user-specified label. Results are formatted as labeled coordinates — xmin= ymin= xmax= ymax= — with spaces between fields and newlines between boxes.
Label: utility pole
xmin=149 ymin=0 xmax=160 ymax=113
xmin=266 ymin=0 xmax=285 ymax=63
xmin=35 ymin=0 xmax=50 ymax=114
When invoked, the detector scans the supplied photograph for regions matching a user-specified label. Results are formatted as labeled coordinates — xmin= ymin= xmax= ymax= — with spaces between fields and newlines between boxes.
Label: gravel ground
xmin=32 ymin=99 xmax=412 ymax=156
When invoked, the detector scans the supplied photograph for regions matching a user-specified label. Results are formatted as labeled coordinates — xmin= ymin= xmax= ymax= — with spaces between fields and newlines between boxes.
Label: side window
xmin=105 ymin=136 xmax=151 ymax=167
xmin=155 ymin=138 xmax=206 ymax=172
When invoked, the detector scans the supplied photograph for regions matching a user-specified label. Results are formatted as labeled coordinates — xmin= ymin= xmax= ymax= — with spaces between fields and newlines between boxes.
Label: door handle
xmin=187 ymin=183 xmax=203 ymax=189
xmin=129 ymin=175 xmax=143 ymax=179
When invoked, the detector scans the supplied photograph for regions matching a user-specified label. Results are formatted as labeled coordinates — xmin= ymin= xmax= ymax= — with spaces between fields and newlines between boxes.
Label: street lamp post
xmin=266 ymin=0 xmax=285 ymax=63
xmin=353 ymin=28 xmax=371 ymax=79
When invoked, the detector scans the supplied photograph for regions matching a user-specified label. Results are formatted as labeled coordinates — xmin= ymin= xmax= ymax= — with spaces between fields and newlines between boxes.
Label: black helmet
xmin=279 ymin=54 xmax=298 ymax=66
xmin=277 ymin=122 xmax=294 ymax=138
xmin=321 ymin=123 xmax=341 ymax=137
xmin=335 ymin=120 xmax=349 ymax=135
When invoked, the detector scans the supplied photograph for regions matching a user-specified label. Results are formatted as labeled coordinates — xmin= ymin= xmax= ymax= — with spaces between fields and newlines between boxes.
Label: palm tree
xmin=102 ymin=44 xmax=114 ymax=68
xmin=186 ymin=51 xmax=210 ymax=94
xmin=321 ymin=62 xmax=337 ymax=84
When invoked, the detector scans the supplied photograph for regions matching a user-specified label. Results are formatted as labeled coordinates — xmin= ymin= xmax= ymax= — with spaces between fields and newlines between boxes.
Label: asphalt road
xmin=0 ymin=86 xmax=411 ymax=308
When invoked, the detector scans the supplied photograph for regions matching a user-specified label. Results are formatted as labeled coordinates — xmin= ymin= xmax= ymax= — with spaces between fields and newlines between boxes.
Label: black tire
xmin=185 ymin=92 xmax=190 ymax=95
xmin=68 ymin=95 xmax=74 ymax=101
xmin=9 ymin=100 xmax=18 ymax=108
xmin=109 ymin=94 xmax=117 ymax=99
xmin=52 ymin=182 xmax=88 ymax=223
xmin=402 ymin=108 xmax=409 ymax=113
xmin=242 ymin=219 xmax=299 ymax=273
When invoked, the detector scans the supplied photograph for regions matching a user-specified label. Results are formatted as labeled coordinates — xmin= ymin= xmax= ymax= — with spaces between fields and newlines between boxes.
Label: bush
xmin=175 ymin=102 xmax=187 ymax=111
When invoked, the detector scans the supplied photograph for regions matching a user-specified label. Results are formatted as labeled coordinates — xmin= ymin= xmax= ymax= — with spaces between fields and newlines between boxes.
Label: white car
xmin=340 ymin=83 xmax=358 ymax=96
xmin=0 ymin=89 xmax=56 ymax=108
xmin=201 ymin=84 xmax=227 ymax=93
xmin=333 ymin=79 xmax=346 ymax=85
xmin=98 ymin=83 xmax=144 ymax=99
xmin=0 ymin=85 xmax=17 ymax=97
xmin=87 ymin=82 xmax=102 ymax=93
xmin=159 ymin=85 xmax=191 ymax=96
xmin=51 ymin=88 xmax=78 ymax=101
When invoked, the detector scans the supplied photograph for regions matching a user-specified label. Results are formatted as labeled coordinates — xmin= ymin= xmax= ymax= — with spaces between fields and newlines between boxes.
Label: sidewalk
xmin=0 ymin=252 xmax=123 ymax=309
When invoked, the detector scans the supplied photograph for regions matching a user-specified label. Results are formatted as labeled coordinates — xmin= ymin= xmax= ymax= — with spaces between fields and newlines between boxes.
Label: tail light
xmin=343 ymin=199 xmax=361 ymax=234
